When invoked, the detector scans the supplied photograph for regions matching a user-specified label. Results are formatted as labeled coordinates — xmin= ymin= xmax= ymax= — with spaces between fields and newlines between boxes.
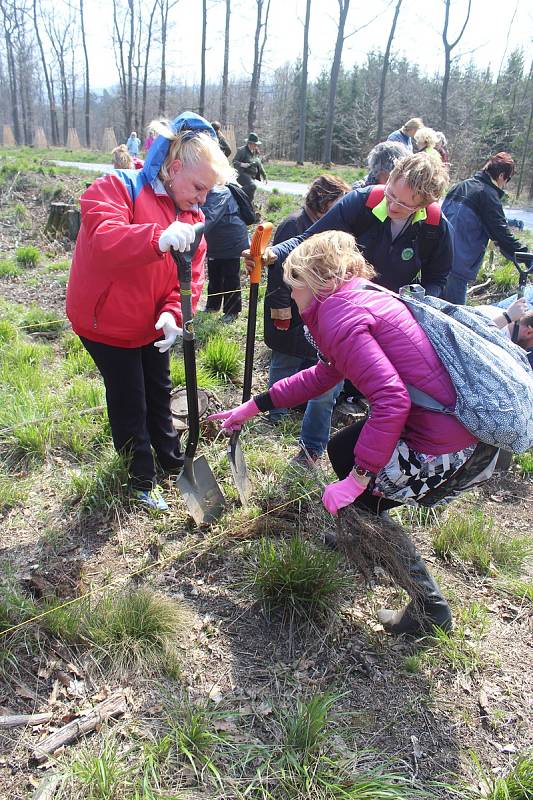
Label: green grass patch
xmin=426 ymin=602 xmax=489 ymax=674
xmin=466 ymin=750 xmax=533 ymax=799
xmin=199 ymin=335 xmax=242 ymax=382
xmin=244 ymin=535 xmax=350 ymax=618
xmin=432 ymin=509 xmax=531 ymax=576
xmin=266 ymin=159 xmax=362 ymax=185
xmin=21 ymin=305 xmax=66 ymax=335
xmin=43 ymin=588 xmax=191 ymax=677
xmin=47 ymin=258 xmax=71 ymax=272
xmin=514 ymin=451 xmax=533 ymax=476
xmin=0 ymin=259 xmax=22 ymax=278
xmin=0 ymin=466 xmax=27 ymax=511
xmin=0 ymin=319 xmax=18 ymax=343
xmin=492 ymin=260 xmax=519 ymax=291
xmin=15 ymin=245 xmax=40 ymax=268
xmin=496 ymin=577 xmax=533 ymax=607
xmin=169 ymin=353 xmax=220 ymax=389
xmin=67 ymin=448 xmax=129 ymax=512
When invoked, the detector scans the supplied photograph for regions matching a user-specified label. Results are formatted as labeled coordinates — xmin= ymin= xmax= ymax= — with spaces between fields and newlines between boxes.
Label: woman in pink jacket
xmin=211 ymin=230 xmax=483 ymax=636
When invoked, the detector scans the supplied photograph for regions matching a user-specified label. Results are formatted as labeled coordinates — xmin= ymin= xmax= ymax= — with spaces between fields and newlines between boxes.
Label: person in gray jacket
xmin=201 ymin=185 xmax=250 ymax=323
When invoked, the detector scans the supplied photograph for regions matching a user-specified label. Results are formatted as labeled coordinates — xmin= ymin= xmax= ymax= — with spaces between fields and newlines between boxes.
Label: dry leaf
xmin=208 ymin=685 xmax=223 ymax=704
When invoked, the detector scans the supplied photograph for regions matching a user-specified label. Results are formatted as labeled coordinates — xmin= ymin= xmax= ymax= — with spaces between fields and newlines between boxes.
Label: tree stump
xmin=45 ymin=202 xmax=81 ymax=241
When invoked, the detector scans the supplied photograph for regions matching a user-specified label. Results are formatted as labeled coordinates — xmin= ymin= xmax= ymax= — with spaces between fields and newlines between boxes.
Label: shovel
xmin=228 ymin=222 xmax=273 ymax=504
xmin=171 ymin=222 xmax=225 ymax=525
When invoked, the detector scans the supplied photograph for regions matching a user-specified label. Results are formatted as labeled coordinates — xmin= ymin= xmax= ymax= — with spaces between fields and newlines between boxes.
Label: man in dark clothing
xmin=442 ymin=152 xmax=526 ymax=305
xmin=233 ymin=133 xmax=267 ymax=202
xmin=211 ymin=121 xmax=231 ymax=158
xmin=270 ymin=153 xmax=452 ymax=299
xmin=387 ymin=117 xmax=423 ymax=153
xmin=265 ymin=175 xmax=350 ymax=463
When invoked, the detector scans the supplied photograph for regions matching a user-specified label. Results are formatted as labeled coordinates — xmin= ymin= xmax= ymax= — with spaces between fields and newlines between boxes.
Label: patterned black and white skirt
xmin=372 ymin=440 xmax=478 ymax=506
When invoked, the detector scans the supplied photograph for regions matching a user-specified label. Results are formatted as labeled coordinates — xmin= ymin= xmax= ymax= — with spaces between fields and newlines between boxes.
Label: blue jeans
xmin=268 ymin=350 xmax=342 ymax=456
xmin=444 ymin=273 xmax=468 ymax=305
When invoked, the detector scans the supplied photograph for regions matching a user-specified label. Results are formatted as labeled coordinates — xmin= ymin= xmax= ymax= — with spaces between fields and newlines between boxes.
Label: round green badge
xmin=401 ymin=247 xmax=414 ymax=261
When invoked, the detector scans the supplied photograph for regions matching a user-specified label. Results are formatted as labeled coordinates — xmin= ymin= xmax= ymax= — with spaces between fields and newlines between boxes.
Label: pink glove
xmin=208 ymin=399 xmax=260 ymax=432
xmin=322 ymin=473 xmax=367 ymax=516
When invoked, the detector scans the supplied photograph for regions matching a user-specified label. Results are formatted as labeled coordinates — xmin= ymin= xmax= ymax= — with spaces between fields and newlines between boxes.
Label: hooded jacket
xmin=256 ymin=277 xmax=477 ymax=473
xmin=67 ymin=112 xmax=212 ymax=348
xmin=442 ymin=170 xmax=524 ymax=281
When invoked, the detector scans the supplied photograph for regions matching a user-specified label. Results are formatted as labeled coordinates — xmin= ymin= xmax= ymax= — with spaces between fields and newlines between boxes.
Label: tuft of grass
xmin=514 ymin=451 xmax=533 ymax=476
xmin=496 ymin=578 xmax=533 ymax=607
xmin=0 ymin=259 xmax=22 ymax=278
xmin=67 ymin=448 xmax=129 ymax=512
xmin=427 ymin=603 xmax=489 ymax=674
xmin=492 ymin=261 xmax=519 ymax=291
xmin=432 ymin=509 xmax=531 ymax=576
xmin=0 ymin=466 xmax=27 ymax=511
xmin=169 ymin=353 xmax=220 ymax=389
xmin=276 ymin=693 xmax=338 ymax=763
xmin=64 ymin=734 xmax=133 ymax=799
xmin=403 ymin=654 xmax=423 ymax=674
xmin=465 ymin=750 xmax=533 ymax=799
xmin=42 ymin=588 xmax=191 ymax=677
xmin=244 ymin=535 xmax=350 ymax=618
xmin=21 ymin=305 xmax=66 ymax=335
xmin=0 ymin=319 xmax=18 ymax=343
xmin=163 ymin=699 xmax=224 ymax=785
xmin=15 ymin=244 xmax=40 ymax=268
xmin=199 ymin=335 xmax=242 ymax=382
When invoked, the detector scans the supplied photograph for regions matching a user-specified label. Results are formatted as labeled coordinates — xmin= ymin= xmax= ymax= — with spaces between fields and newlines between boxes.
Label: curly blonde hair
xmin=111 ymin=144 xmax=134 ymax=169
xmin=389 ymin=152 xmax=449 ymax=204
xmin=283 ymin=230 xmax=375 ymax=298
xmin=149 ymin=118 xmax=235 ymax=185
xmin=414 ymin=126 xmax=439 ymax=151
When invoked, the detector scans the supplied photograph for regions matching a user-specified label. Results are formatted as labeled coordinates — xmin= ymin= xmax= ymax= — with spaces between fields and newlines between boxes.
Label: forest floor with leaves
xmin=0 ymin=152 xmax=532 ymax=800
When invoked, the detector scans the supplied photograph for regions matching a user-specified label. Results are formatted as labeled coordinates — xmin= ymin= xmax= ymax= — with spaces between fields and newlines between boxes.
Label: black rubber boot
xmin=378 ymin=549 xmax=452 ymax=636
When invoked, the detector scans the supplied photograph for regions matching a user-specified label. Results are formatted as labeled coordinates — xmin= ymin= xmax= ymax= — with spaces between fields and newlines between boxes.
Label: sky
xmin=85 ymin=0 xmax=532 ymax=91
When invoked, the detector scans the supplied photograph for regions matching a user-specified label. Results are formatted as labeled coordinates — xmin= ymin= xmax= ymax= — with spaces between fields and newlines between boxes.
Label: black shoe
xmin=221 ymin=313 xmax=238 ymax=324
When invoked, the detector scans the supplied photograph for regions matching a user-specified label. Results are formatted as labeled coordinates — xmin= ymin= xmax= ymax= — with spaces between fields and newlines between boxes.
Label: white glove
xmin=154 ymin=312 xmax=182 ymax=353
xmin=158 ymin=220 xmax=196 ymax=253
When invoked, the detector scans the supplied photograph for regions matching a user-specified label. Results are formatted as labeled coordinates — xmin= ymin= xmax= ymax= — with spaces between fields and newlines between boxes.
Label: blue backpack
xmin=363 ymin=284 xmax=533 ymax=454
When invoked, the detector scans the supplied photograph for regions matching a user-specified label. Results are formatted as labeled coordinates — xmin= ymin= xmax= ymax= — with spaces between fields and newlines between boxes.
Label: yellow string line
xmin=0 ymin=487 xmax=320 ymax=640
xmin=15 ymin=286 xmax=265 ymax=332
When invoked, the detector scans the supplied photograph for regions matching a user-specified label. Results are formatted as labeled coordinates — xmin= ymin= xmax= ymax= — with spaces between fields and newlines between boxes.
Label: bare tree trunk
xmin=33 ymin=0 xmax=59 ymax=144
xmin=441 ymin=0 xmax=471 ymax=129
xmin=141 ymin=0 xmax=158 ymax=132
xmin=376 ymin=0 xmax=402 ymax=140
xmin=113 ymin=0 xmax=129 ymax=135
xmin=127 ymin=0 xmax=134 ymax=130
xmin=198 ymin=0 xmax=207 ymax=116
xmin=322 ymin=0 xmax=350 ymax=165
xmin=79 ymin=0 xmax=90 ymax=146
xmin=1 ymin=1 xmax=22 ymax=144
xmin=248 ymin=0 xmax=271 ymax=132
xmin=157 ymin=0 xmax=179 ymax=116
xmin=220 ymin=0 xmax=231 ymax=124
xmin=296 ymin=0 xmax=311 ymax=164
xmin=515 ymin=93 xmax=532 ymax=199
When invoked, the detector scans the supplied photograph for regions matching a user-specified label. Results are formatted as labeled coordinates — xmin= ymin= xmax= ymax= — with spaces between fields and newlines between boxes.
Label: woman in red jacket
xmin=67 ymin=112 xmax=233 ymax=510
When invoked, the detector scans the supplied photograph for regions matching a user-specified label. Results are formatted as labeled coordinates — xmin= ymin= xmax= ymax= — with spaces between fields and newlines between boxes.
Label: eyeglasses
xmin=384 ymin=184 xmax=420 ymax=213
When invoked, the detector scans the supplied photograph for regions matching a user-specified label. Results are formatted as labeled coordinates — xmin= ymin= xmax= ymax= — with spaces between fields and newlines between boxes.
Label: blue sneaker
xmin=134 ymin=485 xmax=169 ymax=511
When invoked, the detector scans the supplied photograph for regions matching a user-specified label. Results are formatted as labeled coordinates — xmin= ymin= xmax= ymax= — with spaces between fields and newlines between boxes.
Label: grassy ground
xmin=0 ymin=148 xmax=532 ymax=800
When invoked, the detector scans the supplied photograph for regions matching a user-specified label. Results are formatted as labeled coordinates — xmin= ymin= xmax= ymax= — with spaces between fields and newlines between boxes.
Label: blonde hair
xmin=414 ymin=126 xmax=439 ymax=151
xmin=149 ymin=118 xmax=235 ymax=184
xmin=112 ymin=144 xmax=134 ymax=169
xmin=283 ymin=231 xmax=375 ymax=298
xmin=401 ymin=117 xmax=423 ymax=133
xmin=389 ymin=152 xmax=449 ymax=204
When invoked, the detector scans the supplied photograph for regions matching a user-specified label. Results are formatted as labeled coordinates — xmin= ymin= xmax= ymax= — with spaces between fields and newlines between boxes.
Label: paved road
xmin=51 ymin=160 xmax=309 ymax=197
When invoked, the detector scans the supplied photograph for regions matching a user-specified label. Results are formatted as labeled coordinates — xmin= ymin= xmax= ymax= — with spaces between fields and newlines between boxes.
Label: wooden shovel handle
xmin=249 ymin=222 xmax=273 ymax=284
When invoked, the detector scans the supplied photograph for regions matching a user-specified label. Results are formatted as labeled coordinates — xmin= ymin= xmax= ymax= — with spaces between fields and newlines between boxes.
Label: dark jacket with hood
xmin=201 ymin=185 xmax=249 ymax=260
xmin=264 ymin=207 xmax=317 ymax=359
xmin=442 ymin=170 xmax=524 ymax=281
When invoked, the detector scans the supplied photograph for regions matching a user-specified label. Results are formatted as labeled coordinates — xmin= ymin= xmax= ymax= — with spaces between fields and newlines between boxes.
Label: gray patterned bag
xmin=363 ymin=284 xmax=533 ymax=454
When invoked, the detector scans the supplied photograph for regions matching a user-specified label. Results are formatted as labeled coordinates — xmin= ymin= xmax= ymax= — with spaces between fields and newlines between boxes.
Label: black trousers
xmin=205 ymin=257 xmax=242 ymax=315
xmin=237 ymin=173 xmax=256 ymax=203
xmin=327 ymin=419 xmax=401 ymax=515
xmin=81 ymin=337 xmax=182 ymax=490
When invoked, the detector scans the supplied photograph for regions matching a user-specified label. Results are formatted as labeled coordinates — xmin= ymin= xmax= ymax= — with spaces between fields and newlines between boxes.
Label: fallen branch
xmin=32 ymin=773 xmax=62 ymax=800
xmin=467 ymin=278 xmax=491 ymax=295
xmin=0 ymin=712 xmax=52 ymax=730
xmin=31 ymin=689 xmax=127 ymax=764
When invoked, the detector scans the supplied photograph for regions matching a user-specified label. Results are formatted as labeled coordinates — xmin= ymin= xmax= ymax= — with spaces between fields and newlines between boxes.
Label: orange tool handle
xmin=249 ymin=222 xmax=273 ymax=285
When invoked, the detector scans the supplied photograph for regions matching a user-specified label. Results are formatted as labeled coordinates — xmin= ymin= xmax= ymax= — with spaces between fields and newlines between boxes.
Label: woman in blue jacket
xmin=443 ymin=152 xmax=526 ymax=305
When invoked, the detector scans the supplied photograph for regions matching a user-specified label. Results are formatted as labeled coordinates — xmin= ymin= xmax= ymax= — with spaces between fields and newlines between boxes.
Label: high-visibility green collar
xmin=371 ymin=196 xmax=427 ymax=224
